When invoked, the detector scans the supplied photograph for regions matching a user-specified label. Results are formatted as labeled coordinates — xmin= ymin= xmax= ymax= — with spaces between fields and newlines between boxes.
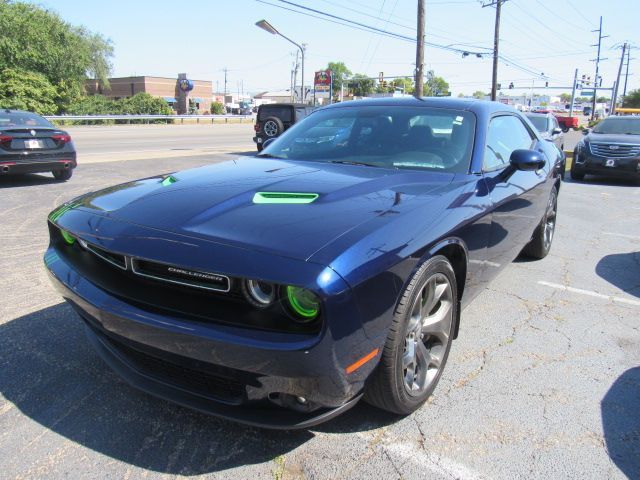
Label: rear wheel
xmin=52 ymin=169 xmax=73 ymax=181
xmin=364 ymin=256 xmax=457 ymax=415
xmin=522 ymin=185 xmax=557 ymax=259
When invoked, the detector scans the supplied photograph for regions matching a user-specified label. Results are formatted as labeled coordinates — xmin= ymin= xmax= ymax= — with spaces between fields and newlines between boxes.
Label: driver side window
xmin=484 ymin=115 xmax=535 ymax=171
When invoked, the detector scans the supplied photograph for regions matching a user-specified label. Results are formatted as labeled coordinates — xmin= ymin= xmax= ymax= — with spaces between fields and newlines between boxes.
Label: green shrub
xmin=211 ymin=101 xmax=225 ymax=114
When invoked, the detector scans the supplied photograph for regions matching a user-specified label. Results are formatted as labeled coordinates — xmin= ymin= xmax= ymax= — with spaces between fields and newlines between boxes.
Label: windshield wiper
xmin=256 ymin=153 xmax=283 ymax=159
xmin=328 ymin=160 xmax=381 ymax=168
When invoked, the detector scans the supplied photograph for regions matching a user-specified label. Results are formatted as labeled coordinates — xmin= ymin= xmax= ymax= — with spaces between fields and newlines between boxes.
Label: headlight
xmin=242 ymin=279 xmax=277 ymax=308
xmin=60 ymin=229 xmax=76 ymax=245
xmin=285 ymin=286 xmax=320 ymax=322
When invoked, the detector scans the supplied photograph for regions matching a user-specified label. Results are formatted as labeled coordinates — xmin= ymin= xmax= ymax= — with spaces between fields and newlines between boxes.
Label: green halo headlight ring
xmin=60 ymin=229 xmax=76 ymax=245
xmin=286 ymin=286 xmax=320 ymax=321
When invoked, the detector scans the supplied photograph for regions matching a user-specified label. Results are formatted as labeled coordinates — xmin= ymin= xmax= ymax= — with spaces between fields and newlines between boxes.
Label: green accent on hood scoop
xmin=161 ymin=175 xmax=178 ymax=186
xmin=252 ymin=192 xmax=319 ymax=204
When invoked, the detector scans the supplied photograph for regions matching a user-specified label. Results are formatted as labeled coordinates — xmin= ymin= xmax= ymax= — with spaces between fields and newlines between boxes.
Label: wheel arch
xmin=427 ymin=237 xmax=468 ymax=339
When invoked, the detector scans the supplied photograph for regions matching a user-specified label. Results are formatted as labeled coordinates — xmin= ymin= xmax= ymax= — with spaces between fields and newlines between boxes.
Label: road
xmin=67 ymin=123 xmax=256 ymax=163
xmin=0 ymin=126 xmax=638 ymax=479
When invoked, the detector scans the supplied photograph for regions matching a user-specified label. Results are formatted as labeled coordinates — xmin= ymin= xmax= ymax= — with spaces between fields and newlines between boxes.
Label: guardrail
xmin=44 ymin=114 xmax=255 ymax=125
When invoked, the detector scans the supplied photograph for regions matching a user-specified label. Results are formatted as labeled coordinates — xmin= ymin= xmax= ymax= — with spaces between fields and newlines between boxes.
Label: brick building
xmin=85 ymin=75 xmax=213 ymax=114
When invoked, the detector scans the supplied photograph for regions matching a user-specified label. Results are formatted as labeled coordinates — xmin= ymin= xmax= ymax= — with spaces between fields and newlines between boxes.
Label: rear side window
xmin=258 ymin=106 xmax=293 ymax=122
xmin=0 ymin=112 xmax=53 ymax=128
xmin=484 ymin=115 xmax=535 ymax=171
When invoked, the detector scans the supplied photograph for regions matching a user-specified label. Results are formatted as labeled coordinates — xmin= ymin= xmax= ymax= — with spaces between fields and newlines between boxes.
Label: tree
xmin=622 ymin=89 xmax=640 ymax=108
xmin=424 ymin=70 xmax=449 ymax=96
xmin=210 ymin=102 xmax=225 ymax=114
xmin=391 ymin=77 xmax=414 ymax=95
xmin=559 ymin=93 xmax=572 ymax=103
xmin=472 ymin=90 xmax=487 ymax=100
xmin=596 ymin=96 xmax=610 ymax=103
xmin=0 ymin=68 xmax=58 ymax=115
xmin=0 ymin=1 xmax=113 ymax=112
xmin=326 ymin=62 xmax=352 ymax=96
xmin=349 ymin=73 xmax=374 ymax=97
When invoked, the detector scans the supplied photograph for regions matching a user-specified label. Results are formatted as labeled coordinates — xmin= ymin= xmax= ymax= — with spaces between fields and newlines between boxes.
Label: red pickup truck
xmin=534 ymin=108 xmax=580 ymax=132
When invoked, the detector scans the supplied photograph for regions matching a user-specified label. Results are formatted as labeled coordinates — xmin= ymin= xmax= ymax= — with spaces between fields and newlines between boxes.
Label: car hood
xmin=585 ymin=133 xmax=640 ymax=144
xmin=72 ymin=158 xmax=455 ymax=262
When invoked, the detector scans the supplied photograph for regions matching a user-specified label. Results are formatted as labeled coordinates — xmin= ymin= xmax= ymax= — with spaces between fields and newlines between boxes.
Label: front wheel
xmin=364 ymin=256 xmax=457 ymax=415
xmin=522 ymin=185 xmax=558 ymax=259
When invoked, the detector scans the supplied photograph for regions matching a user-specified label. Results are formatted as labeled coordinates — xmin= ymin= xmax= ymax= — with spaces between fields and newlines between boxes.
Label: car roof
xmin=259 ymin=103 xmax=309 ymax=108
xmin=320 ymin=96 xmax=515 ymax=115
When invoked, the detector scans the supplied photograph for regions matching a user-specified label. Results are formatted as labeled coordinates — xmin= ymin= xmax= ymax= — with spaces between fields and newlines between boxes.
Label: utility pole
xmin=623 ymin=45 xmax=632 ymax=97
xmin=590 ymin=16 xmax=608 ymax=121
xmin=611 ymin=42 xmax=627 ymax=114
xmin=483 ymin=0 xmax=506 ymax=101
xmin=223 ymin=68 xmax=228 ymax=98
xmin=569 ymin=68 xmax=578 ymax=117
xmin=292 ymin=50 xmax=300 ymax=101
xmin=414 ymin=0 xmax=425 ymax=97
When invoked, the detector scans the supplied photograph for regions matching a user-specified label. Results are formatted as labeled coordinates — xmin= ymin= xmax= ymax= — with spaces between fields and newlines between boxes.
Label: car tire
xmin=561 ymin=126 xmax=569 ymax=133
xmin=522 ymin=185 xmax=558 ymax=260
xmin=364 ymin=255 xmax=457 ymax=415
xmin=263 ymin=116 xmax=284 ymax=138
xmin=570 ymin=168 xmax=584 ymax=181
xmin=52 ymin=169 xmax=73 ymax=181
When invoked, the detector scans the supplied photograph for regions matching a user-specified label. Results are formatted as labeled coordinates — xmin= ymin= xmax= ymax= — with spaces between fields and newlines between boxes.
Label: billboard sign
xmin=314 ymin=70 xmax=332 ymax=92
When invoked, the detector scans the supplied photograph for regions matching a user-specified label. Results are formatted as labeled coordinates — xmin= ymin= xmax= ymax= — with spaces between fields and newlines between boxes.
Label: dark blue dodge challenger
xmin=45 ymin=98 xmax=562 ymax=428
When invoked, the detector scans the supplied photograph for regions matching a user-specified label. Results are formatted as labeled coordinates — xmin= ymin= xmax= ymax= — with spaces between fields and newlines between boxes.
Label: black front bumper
xmin=573 ymin=151 xmax=640 ymax=179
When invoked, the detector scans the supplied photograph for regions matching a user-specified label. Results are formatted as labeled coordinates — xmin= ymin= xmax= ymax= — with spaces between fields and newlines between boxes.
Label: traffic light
xmin=545 ymin=81 xmax=549 ymax=87
xmin=497 ymin=83 xmax=501 ymax=90
xmin=509 ymin=82 xmax=514 ymax=89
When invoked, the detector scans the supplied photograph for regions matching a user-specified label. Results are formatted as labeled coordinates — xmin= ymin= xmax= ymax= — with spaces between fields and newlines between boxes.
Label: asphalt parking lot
xmin=0 ymin=128 xmax=638 ymax=479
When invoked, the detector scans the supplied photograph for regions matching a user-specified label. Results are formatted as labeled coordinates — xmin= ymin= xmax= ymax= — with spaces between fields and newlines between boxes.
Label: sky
xmin=36 ymin=0 xmax=639 ymax=98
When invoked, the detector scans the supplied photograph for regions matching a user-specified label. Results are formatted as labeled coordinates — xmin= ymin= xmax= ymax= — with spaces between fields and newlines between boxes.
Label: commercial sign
xmin=179 ymin=79 xmax=194 ymax=92
xmin=314 ymin=70 xmax=332 ymax=92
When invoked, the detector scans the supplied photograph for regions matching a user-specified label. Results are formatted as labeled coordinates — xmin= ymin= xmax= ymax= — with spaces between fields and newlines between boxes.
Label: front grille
xmin=590 ymin=143 xmax=640 ymax=158
xmin=131 ymin=258 xmax=230 ymax=292
xmin=101 ymin=331 xmax=246 ymax=404
xmin=84 ymin=242 xmax=127 ymax=270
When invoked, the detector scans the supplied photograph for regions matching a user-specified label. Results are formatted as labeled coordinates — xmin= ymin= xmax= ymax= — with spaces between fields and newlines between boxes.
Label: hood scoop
xmin=252 ymin=192 xmax=319 ymax=204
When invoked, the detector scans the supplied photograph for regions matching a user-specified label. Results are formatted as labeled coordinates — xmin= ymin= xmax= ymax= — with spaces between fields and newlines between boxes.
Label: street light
xmin=255 ymin=19 xmax=305 ymax=103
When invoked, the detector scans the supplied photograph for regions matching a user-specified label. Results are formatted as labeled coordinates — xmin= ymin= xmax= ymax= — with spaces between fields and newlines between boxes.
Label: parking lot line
xmin=537 ymin=281 xmax=640 ymax=307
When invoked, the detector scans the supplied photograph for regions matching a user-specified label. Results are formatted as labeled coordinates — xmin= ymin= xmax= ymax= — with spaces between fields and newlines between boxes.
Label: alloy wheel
xmin=402 ymin=273 xmax=453 ymax=396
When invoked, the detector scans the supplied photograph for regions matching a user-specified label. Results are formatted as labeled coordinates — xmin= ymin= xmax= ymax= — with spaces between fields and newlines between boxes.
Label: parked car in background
xmin=526 ymin=112 xmax=566 ymax=178
xmin=253 ymin=103 xmax=314 ymax=151
xmin=526 ymin=112 xmax=564 ymax=150
xmin=572 ymin=115 xmax=640 ymax=183
xmin=46 ymin=98 xmax=563 ymax=428
xmin=0 ymin=110 xmax=76 ymax=181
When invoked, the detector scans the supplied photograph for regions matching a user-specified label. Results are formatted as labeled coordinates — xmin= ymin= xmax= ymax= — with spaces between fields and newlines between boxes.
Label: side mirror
xmin=262 ymin=138 xmax=277 ymax=149
xmin=509 ymin=149 xmax=546 ymax=171
xmin=552 ymin=127 xmax=562 ymax=135
xmin=582 ymin=128 xmax=590 ymax=135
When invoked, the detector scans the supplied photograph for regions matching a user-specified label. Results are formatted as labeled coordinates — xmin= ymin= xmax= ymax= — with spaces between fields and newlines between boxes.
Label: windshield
xmin=526 ymin=115 xmax=548 ymax=133
xmin=592 ymin=117 xmax=640 ymax=135
xmin=260 ymin=105 xmax=476 ymax=173
xmin=0 ymin=112 xmax=53 ymax=128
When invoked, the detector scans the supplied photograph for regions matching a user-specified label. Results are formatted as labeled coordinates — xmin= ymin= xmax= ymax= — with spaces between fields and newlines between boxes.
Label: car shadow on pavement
xmin=596 ymin=252 xmax=640 ymax=298
xmin=0 ymin=302 xmax=395 ymax=474
xmin=0 ymin=173 xmax=59 ymax=188
xmin=601 ymin=367 xmax=640 ymax=478
xmin=563 ymin=176 xmax=639 ymax=187
xmin=226 ymin=150 xmax=258 ymax=157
